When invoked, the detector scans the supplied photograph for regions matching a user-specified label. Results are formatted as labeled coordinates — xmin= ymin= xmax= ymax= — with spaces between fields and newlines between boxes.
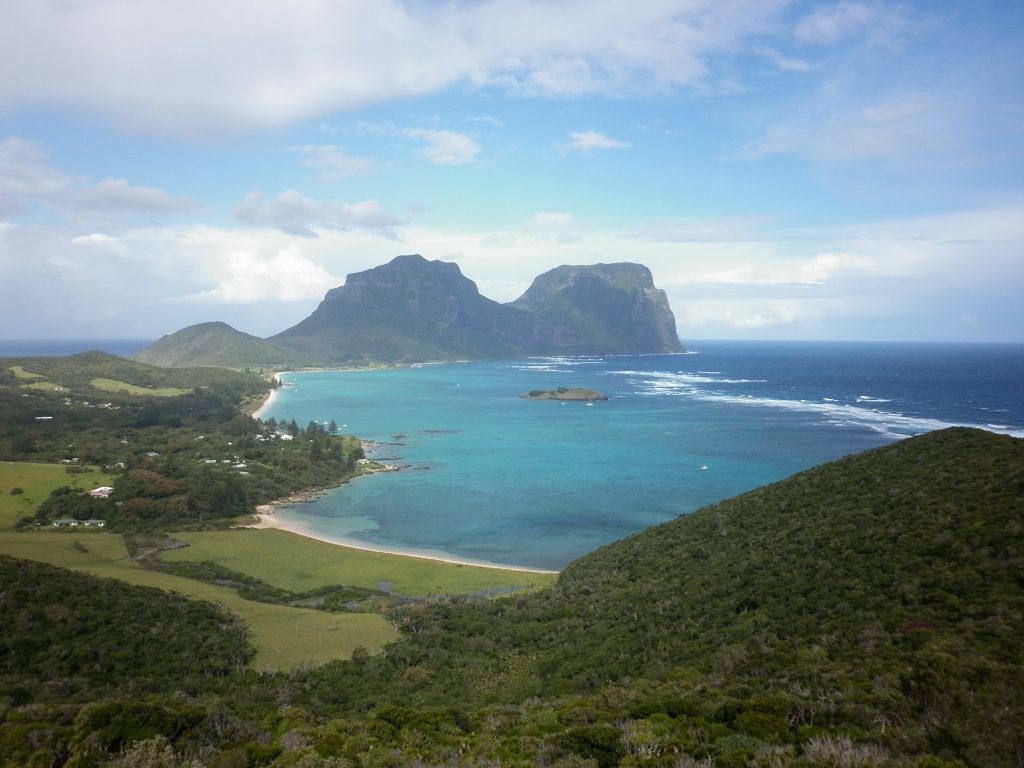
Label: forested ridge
xmin=1 ymin=427 xmax=1020 ymax=766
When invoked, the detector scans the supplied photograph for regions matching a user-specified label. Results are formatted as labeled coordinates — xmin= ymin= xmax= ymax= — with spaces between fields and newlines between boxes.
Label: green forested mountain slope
xmin=1 ymin=427 xmax=1021 ymax=767
xmin=313 ymin=427 xmax=1022 ymax=766
xmin=0 ymin=555 xmax=252 ymax=699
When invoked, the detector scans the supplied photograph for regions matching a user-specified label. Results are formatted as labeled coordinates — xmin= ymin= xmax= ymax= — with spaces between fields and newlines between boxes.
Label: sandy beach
xmin=247 ymin=505 xmax=559 ymax=575
xmin=251 ymin=373 xmax=292 ymax=420
xmin=247 ymin=368 xmax=557 ymax=574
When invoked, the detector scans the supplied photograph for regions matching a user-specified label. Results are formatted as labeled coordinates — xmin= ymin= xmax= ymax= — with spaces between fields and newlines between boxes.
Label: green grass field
xmin=0 ymin=462 xmax=114 ymax=529
xmin=162 ymin=528 xmax=558 ymax=597
xmin=89 ymin=377 xmax=191 ymax=396
xmin=0 ymin=531 xmax=398 ymax=670
xmin=0 ymin=462 xmax=555 ymax=669
xmin=17 ymin=381 xmax=66 ymax=392
xmin=8 ymin=365 xmax=45 ymax=379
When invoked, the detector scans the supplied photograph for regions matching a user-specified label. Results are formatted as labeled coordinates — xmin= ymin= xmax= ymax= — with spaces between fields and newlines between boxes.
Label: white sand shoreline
xmin=249 ymin=369 xmax=560 ymax=576
xmin=248 ymin=507 xmax=559 ymax=575
xmin=251 ymin=372 xmax=292 ymax=420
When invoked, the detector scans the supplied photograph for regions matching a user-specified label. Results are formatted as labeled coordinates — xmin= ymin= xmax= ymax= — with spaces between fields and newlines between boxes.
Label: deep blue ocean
xmin=0 ymin=339 xmax=155 ymax=358
xmin=261 ymin=341 xmax=1024 ymax=570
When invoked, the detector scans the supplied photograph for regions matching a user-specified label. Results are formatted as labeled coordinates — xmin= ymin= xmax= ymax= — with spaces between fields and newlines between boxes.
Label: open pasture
xmin=89 ymin=377 xmax=191 ymax=396
xmin=163 ymin=527 xmax=558 ymax=597
xmin=0 ymin=530 xmax=397 ymax=670
xmin=0 ymin=462 xmax=114 ymax=529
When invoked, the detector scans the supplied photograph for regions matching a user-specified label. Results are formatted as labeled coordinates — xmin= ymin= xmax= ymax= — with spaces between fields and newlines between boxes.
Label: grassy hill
xmin=132 ymin=321 xmax=320 ymax=370
xmin=0 ymin=427 xmax=1020 ymax=767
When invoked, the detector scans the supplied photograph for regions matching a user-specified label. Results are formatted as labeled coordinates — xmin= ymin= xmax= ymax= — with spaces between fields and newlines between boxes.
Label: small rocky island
xmin=520 ymin=387 xmax=608 ymax=401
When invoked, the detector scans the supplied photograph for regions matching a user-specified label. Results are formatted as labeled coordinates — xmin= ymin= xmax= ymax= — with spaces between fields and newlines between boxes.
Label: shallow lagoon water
xmin=263 ymin=341 xmax=1024 ymax=570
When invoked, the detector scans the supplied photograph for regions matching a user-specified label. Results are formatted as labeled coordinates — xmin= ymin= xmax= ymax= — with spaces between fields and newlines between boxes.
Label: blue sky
xmin=1 ymin=1 xmax=1022 ymax=343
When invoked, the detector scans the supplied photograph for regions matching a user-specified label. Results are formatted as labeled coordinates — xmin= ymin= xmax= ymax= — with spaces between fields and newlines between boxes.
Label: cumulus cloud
xmin=401 ymin=129 xmax=481 ymax=165
xmin=183 ymin=247 xmax=340 ymax=304
xmin=288 ymin=145 xmax=375 ymax=179
xmin=66 ymin=178 xmax=196 ymax=217
xmin=234 ymin=190 xmax=403 ymax=237
xmin=0 ymin=136 xmax=196 ymax=222
xmin=0 ymin=1 xmax=793 ymax=136
xmin=566 ymin=130 xmax=631 ymax=152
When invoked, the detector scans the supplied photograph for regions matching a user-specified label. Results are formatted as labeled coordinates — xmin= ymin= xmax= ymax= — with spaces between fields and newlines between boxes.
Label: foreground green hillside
xmin=0 ymin=427 xmax=1020 ymax=767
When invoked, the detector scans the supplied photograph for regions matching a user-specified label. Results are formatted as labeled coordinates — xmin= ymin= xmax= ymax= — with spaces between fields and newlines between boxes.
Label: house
xmin=90 ymin=486 xmax=114 ymax=498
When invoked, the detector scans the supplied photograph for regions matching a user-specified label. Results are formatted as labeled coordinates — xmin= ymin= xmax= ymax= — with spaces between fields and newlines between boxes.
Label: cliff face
xmin=510 ymin=263 xmax=684 ymax=355
xmin=271 ymin=255 xmax=684 ymax=362
xmin=270 ymin=255 xmax=534 ymax=363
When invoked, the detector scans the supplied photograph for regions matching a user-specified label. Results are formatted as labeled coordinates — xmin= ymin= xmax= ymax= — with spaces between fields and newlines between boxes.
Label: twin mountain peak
xmin=135 ymin=254 xmax=684 ymax=368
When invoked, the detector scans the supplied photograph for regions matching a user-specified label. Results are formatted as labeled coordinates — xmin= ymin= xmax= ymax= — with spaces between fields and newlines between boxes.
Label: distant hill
xmin=133 ymin=321 xmax=318 ymax=369
xmin=136 ymin=255 xmax=684 ymax=367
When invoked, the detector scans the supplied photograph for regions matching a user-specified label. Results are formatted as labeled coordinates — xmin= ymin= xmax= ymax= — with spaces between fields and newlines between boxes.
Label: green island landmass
xmin=521 ymin=386 xmax=609 ymax=401
xmin=0 ymin=350 xmax=1021 ymax=767
xmin=135 ymin=256 xmax=684 ymax=369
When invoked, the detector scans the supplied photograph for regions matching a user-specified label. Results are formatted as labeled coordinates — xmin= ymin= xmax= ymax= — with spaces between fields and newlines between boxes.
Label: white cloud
xmin=0 ymin=137 xmax=70 ymax=201
xmin=566 ymin=130 xmax=631 ymax=152
xmin=0 ymin=1 xmax=794 ymax=137
xmin=0 ymin=136 xmax=196 ymax=222
xmin=733 ymin=93 xmax=958 ymax=162
xmin=184 ymin=246 xmax=340 ymax=304
xmin=289 ymin=145 xmax=375 ymax=178
xmin=793 ymin=1 xmax=911 ymax=46
xmin=71 ymin=232 xmax=128 ymax=254
xmin=401 ymin=129 xmax=481 ymax=165
xmin=66 ymin=177 xmax=196 ymax=216
xmin=234 ymin=190 xmax=403 ymax=237
xmin=530 ymin=212 xmax=574 ymax=229
xmin=2 ymin=203 xmax=1022 ymax=341
xmin=756 ymin=46 xmax=814 ymax=74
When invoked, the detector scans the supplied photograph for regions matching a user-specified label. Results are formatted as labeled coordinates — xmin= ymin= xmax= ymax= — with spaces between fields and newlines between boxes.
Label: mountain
xmin=136 ymin=255 xmax=684 ymax=367
xmin=269 ymin=255 xmax=535 ymax=363
xmin=133 ymin=321 xmax=319 ymax=369
xmin=270 ymin=254 xmax=684 ymax=363
xmin=510 ymin=262 xmax=684 ymax=354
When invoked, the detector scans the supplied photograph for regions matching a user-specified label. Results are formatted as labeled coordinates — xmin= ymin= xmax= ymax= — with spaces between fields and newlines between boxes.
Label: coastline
xmin=247 ymin=505 xmax=559 ymax=575
xmin=251 ymin=372 xmax=292 ymax=420
xmin=246 ymin=364 xmax=560 ymax=574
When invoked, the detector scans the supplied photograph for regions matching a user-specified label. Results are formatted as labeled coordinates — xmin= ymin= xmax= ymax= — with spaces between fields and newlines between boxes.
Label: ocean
xmin=261 ymin=341 xmax=1024 ymax=571
xmin=0 ymin=339 xmax=155 ymax=358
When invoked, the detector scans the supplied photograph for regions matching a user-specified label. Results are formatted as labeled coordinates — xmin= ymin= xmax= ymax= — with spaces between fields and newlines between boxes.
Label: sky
xmin=1 ymin=1 xmax=1022 ymax=344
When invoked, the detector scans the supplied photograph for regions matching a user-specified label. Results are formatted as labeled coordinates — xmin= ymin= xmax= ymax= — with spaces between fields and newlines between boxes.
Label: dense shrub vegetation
xmin=0 ymin=426 xmax=1020 ymax=766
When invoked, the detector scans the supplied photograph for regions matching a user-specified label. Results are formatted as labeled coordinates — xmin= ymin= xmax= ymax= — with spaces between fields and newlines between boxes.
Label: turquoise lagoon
xmin=262 ymin=341 xmax=1024 ymax=571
